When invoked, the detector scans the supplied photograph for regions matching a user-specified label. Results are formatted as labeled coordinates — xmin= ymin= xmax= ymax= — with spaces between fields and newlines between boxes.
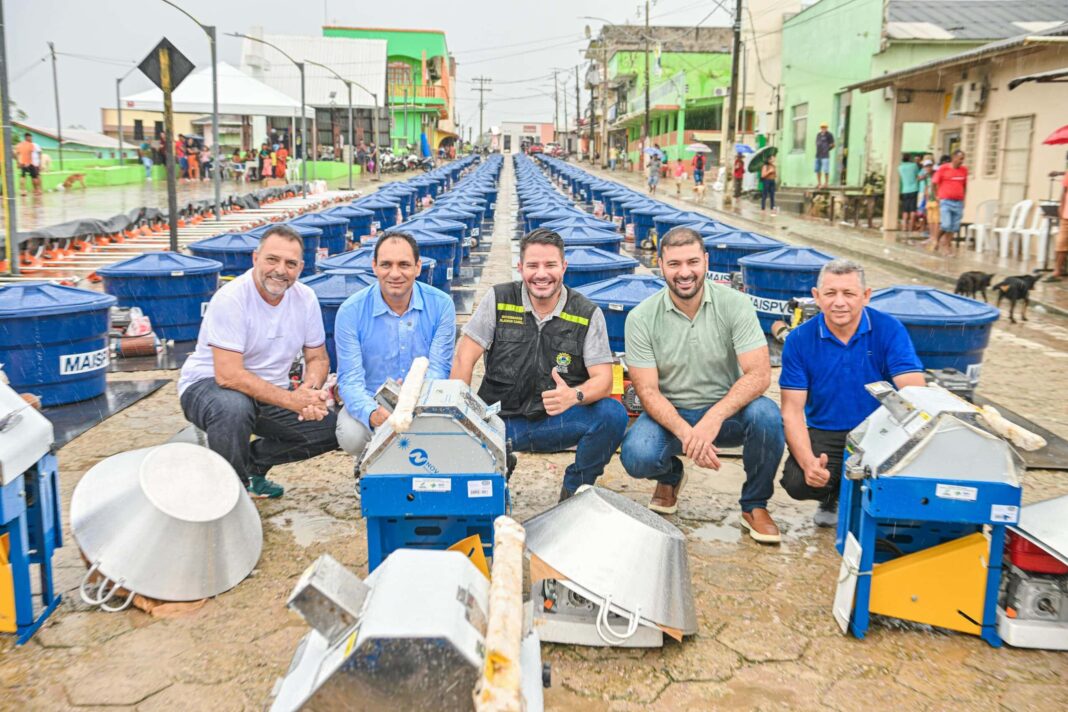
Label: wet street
xmin=1 ymin=156 xmax=1067 ymax=711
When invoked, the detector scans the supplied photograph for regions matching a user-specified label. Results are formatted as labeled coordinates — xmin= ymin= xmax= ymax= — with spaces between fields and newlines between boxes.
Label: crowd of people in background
xmin=896 ymin=150 xmax=968 ymax=256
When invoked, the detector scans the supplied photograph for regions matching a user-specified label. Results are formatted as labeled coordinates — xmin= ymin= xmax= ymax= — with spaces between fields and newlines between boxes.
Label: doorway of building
xmin=835 ymin=91 xmax=852 ymax=185
xmin=940 ymin=129 xmax=961 ymax=158
xmin=503 ymin=135 xmax=512 ymax=152
xmin=998 ymin=115 xmax=1035 ymax=215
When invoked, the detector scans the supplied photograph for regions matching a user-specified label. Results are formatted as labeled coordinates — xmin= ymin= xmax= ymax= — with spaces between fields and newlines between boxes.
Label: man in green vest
xmin=452 ymin=228 xmax=629 ymax=502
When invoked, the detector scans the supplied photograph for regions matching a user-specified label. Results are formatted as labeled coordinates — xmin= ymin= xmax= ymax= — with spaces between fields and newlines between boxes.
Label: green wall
xmin=322 ymin=27 xmax=448 ymax=60
xmin=779 ymin=0 xmax=883 ymax=188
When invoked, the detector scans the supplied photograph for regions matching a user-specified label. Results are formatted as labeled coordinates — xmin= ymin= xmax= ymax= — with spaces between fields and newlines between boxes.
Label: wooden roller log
xmin=474 ymin=516 xmax=526 ymax=712
xmin=386 ymin=356 xmax=428 ymax=432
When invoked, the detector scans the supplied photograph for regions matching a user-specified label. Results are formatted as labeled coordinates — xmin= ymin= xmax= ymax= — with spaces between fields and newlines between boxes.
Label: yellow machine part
xmin=448 ymin=534 xmax=490 ymax=580
xmin=1 ymin=533 xmax=15 ymax=633
xmin=869 ymin=532 xmax=989 ymax=636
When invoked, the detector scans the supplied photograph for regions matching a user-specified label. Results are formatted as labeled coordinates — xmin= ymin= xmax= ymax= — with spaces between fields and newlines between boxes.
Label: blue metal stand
xmin=1 ymin=454 xmax=62 ymax=645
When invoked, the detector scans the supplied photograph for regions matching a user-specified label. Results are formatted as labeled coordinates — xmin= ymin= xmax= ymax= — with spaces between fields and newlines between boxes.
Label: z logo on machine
xmin=408 ymin=447 xmax=439 ymax=473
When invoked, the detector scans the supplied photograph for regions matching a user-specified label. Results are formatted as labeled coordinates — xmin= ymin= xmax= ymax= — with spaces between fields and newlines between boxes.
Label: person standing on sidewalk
xmin=673 ymin=159 xmax=687 ymax=198
xmin=1047 ymin=160 xmax=1068 ymax=282
xmin=779 ymin=259 xmax=925 ymax=527
xmin=177 ymin=225 xmax=339 ymax=499
xmin=15 ymin=132 xmax=42 ymax=195
xmin=139 ymin=140 xmax=154 ymax=180
xmin=933 ymin=150 xmax=968 ymax=256
xmin=814 ymin=123 xmax=835 ymax=189
xmin=609 ymin=145 xmax=619 ymax=171
xmin=647 ymin=153 xmax=662 ymax=195
xmin=732 ymin=151 xmax=745 ymax=199
xmin=760 ymin=155 xmax=777 ymax=213
xmin=898 ymin=153 xmax=920 ymax=233
xmin=620 ymin=227 xmax=785 ymax=543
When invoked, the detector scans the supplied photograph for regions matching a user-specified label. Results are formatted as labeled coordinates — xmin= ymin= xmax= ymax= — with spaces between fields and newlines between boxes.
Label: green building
xmin=588 ymin=26 xmax=735 ymax=168
xmin=777 ymin=0 xmax=1066 ymax=188
xmin=322 ymin=26 xmax=457 ymax=152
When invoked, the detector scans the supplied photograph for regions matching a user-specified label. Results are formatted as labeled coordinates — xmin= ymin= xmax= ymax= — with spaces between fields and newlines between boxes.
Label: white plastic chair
xmin=991 ymin=200 xmax=1035 ymax=258
xmin=966 ymin=199 xmax=998 ymax=253
xmin=1018 ymin=208 xmax=1053 ymax=263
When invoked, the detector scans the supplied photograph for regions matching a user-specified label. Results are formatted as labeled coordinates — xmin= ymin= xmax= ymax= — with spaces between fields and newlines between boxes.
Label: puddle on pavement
xmin=268 ymin=510 xmax=348 ymax=548
xmin=691 ymin=520 xmax=742 ymax=544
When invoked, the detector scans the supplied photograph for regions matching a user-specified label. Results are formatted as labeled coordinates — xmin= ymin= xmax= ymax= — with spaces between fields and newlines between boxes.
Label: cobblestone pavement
xmin=1 ymin=156 xmax=1066 ymax=711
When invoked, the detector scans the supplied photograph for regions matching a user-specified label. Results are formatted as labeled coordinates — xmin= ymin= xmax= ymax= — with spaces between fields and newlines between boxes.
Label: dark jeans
xmin=179 ymin=378 xmax=339 ymax=485
xmin=504 ymin=398 xmax=629 ymax=494
xmin=761 ymin=178 xmax=776 ymax=209
xmin=780 ymin=428 xmax=848 ymax=504
xmin=620 ymin=396 xmax=784 ymax=512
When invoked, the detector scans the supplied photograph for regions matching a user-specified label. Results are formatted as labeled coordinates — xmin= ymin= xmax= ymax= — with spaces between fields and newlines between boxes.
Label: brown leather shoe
xmin=741 ymin=508 xmax=781 ymax=544
xmin=649 ymin=470 xmax=689 ymax=515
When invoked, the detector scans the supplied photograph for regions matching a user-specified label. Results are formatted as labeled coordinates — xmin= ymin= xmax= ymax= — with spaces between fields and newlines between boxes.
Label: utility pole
xmin=553 ymin=71 xmax=559 ymax=145
xmin=601 ymin=40 xmax=608 ymax=168
xmin=574 ymin=64 xmax=581 ymax=158
xmin=562 ymin=77 xmax=568 ymax=153
xmin=1 ymin=0 xmax=20 ymax=274
xmin=471 ymin=76 xmax=492 ymax=146
xmin=724 ymin=0 xmax=743 ymax=205
xmin=48 ymin=41 xmax=63 ymax=170
xmin=642 ymin=0 xmax=650 ymax=171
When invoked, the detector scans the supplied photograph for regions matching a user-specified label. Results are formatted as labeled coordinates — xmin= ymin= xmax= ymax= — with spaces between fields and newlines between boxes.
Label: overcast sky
xmin=8 ymin=0 xmax=730 ymax=134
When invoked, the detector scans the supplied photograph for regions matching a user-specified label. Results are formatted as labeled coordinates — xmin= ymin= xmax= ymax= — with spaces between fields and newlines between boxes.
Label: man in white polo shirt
xmin=178 ymin=225 xmax=338 ymax=498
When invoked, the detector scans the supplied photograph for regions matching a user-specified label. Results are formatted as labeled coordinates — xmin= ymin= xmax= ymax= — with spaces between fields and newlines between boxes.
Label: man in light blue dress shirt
xmin=334 ymin=232 xmax=456 ymax=463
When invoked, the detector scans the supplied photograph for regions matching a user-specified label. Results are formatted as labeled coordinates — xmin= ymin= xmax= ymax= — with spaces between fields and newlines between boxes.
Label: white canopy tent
xmin=122 ymin=61 xmax=314 ymax=118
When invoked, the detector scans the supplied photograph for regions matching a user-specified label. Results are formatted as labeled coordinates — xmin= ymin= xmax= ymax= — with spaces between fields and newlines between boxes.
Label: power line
xmin=461 ymin=38 xmax=585 ymax=66
xmin=452 ymin=31 xmax=581 ymax=55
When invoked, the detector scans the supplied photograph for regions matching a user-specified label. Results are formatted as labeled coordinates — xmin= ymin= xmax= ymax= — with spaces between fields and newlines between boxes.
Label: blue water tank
xmin=628 ymin=203 xmax=674 ymax=246
xmin=575 ymin=274 xmax=665 ymax=353
xmin=246 ymin=222 xmax=322 ymax=277
xmin=352 ymin=196 xmax=403 ymax=233
xmin=377 ymin=185 xmax=417 ymax=218
xmin=323 ymin=205 xmax=375 ymax=245
xmin=555 ymin=225 xmax=624 ymax=254
xmin=738 ymin=246 xmax=836 ymax=333
xmin=527 ymin=208 xmax=581 ymax=233
xmin=869 ymin=285 xmax=1000 ymax=371
xmin=97 ymin=252 xmax=222 ymax=341
xmin=543 ymin=215 xmax=619 ymax=233
xmin=319 ymin=247 xmax=438 ymax=289
xmin=0 ymin=283 xmax=116 ymax=406
xmin=563 ymin=247 xmax=639 ymax=288
xmin=653 ymin=211 xmax=731 ymax=241
xmin=300 ymin=270 xmax=379 ymax=368
xmin=290 ymin=213 xmax=350 ymax=255
xmin=397 ymin=217 xmax=466 ymax=275
xmin=703 ymin=231 xmax=785 ymax=279
xmin=188 ymin=232 xmax=259 ymax=277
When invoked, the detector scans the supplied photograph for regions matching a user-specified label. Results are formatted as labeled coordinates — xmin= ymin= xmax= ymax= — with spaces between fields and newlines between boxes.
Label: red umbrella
xmin=1043 ymin=124 xmax=1068 ymax=145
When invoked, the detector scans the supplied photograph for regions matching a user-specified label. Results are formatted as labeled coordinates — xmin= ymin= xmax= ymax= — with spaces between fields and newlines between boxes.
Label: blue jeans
xmin=939 ymin=199 xmax=963 ymax=233
xmin=620 ymin=396 xmax=784 ymax=512
xmin=504 ymin=398 xmax=629 ymax=494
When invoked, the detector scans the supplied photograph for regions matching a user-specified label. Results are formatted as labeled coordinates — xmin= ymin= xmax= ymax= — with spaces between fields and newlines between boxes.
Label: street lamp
xmin=159 ymin=0 xmax=222 ymax=220
xmin=115 ymin=65 xmax=138 ymax=168
xmin=303 ymin=58 xmax=381 ymax=189
xmin=230 ymin=32 xmax=306 ymax=197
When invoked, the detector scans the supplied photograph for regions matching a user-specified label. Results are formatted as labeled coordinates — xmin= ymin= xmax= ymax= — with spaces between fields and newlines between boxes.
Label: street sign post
xmin=138 ymin=38 xmax=194 ymax=252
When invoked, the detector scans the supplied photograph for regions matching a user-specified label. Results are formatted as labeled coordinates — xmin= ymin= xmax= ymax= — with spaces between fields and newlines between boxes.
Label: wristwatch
xmin=575 ymin=388 xmax=585 ymax=403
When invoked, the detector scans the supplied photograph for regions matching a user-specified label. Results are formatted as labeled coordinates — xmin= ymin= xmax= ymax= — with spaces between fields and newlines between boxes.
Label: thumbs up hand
xmin=803 ymin=452 xmax=832 ymax=488
xmin=542 ymin=367 xmax=577 ymax=416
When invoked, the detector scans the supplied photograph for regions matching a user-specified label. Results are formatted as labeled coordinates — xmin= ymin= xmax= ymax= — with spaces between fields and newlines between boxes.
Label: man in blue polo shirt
xmin=779 ymin=258 xmax=925 ymax=526
xmin=334 ymin=232 xmax=456 ymax=466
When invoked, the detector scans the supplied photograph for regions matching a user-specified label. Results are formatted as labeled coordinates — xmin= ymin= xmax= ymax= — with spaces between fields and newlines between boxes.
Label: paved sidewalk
xmin=582 ymin=163 xmax=1068 ymax=318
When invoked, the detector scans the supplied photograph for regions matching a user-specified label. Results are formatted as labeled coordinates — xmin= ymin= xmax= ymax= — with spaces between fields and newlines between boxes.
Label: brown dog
xmin=61 ymin=173 xmax=87 ymax=190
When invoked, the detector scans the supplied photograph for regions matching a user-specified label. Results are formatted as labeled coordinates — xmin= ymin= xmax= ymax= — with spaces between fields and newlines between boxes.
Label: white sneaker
xmin=813 ymin=500 xmax=837 ymax=528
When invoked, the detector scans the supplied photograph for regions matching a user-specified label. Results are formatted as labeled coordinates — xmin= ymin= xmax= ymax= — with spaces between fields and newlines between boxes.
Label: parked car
xmin=544 ymin=143 xmax=563 ymax=157
xmin=529 ymin=143 xmax=544 ymax=154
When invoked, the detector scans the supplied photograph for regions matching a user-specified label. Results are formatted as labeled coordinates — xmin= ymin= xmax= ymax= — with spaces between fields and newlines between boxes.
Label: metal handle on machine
xmin=594 ymin=594 xmax=642 ymax=646
xmin=79 ymin=560 xmax=136 ymax=612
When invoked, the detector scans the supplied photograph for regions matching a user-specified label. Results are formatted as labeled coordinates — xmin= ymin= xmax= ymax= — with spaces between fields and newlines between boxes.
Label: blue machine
xmin=358 ymin=377 xmax=509 ymax=572
xmin=834 ymin=383 xmax=1023 ymax=647
xmin=0 ymin=380 xmax=62 ymax=644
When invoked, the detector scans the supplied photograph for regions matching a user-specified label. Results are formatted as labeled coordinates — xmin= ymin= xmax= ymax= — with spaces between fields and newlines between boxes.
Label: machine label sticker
xmin=59 ymin=347 xmax=109 ymax=376
xmin=748 ymin=295 xmax=791 ymax=315
xmin=413 ymin=477 xmax=451 ymax=493
xmin=990 ymin=505 xmax=1019 ymax=523
xmin=468 ymin=480 xmax=493 ymax=498
xmin=935 ymin=484 xmax=978 ymax=502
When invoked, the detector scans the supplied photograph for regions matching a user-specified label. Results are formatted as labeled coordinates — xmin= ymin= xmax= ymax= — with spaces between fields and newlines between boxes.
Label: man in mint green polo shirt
xmin=620 ymin=227 xmax=786 ymax=544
